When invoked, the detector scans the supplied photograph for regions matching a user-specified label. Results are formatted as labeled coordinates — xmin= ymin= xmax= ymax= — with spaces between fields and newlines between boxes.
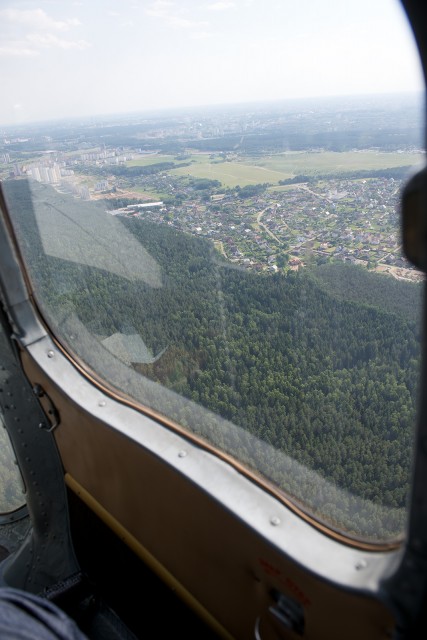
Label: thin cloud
xmin=0 ymin=8 xmax=80 ymax=31
xmin=169 ymin=16 xmax=208 ymax=29
xmin=145 ymin=1 xmax=175 ymax=19
xmin=191 ymin=31 xmax=215 ymax=40
xmin=0 ymin=43 xmax=39 ymax=57
xmin=207 ymin=2 xmax=235 ymax=10
xmin=146 ymin=2 xmax=208 ymax=30
xmin=0 ymin=7 xmax=88 ymax=57
xmin=0 ymin=34 xmax=90 ymax=57
xmin=26 ymin=33 xmax=90 ymax=50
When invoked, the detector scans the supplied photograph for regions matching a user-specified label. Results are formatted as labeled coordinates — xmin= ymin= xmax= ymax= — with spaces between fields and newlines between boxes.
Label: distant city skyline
xmin=0 ymin=0 xmax=424 ymax=126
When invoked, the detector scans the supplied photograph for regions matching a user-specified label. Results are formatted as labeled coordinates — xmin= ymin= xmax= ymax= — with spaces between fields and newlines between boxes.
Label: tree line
xmin=4 ymin=179 xmax=421 ymax=541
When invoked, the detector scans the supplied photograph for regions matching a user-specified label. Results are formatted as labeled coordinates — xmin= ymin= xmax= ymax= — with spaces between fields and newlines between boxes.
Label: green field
xmin=170 ymin=159 xmax=287 ymax=187
xmin=169 ymin=151 xmax=424 ymax=188
xmin=248 ymin=151 xmax=424 ymax=173
xmin=127 ymin=154 xmax=179 ymax=167
xmin=132 ymin=186 xmax=166 ymax=199
xmin=125 ymin=151 xmax=425 ymax=188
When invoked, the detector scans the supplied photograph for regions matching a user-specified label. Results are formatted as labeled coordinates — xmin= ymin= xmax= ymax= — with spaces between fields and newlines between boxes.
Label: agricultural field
xmin=247 ymin=151 xmax=425 ymax=174
xmin=171 ymin=158 xmax=286 ymax=187
xmin=127 ymin=154 xmax=179 ymax=167
xmin=162 ymin=151 xmax=424 ymax=188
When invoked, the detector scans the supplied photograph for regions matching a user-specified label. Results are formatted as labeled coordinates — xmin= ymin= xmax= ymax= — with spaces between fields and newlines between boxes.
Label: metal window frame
xmin=0 ymin=1 xmax=426 ymax=635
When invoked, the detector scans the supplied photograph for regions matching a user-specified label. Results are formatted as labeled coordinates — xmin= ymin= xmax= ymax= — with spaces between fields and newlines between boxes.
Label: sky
xmin=0 ymin=0 xmax=424 ymax=125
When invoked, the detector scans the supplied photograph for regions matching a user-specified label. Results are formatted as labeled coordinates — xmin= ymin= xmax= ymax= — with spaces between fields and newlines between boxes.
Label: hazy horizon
xmin=0 ymin=0 xmax=424 ymax=127
xmin=0 ymin=90 xmax=424 ymax=133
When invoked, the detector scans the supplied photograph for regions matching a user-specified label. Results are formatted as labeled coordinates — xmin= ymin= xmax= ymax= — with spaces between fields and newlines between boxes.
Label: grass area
xmin=174 ymin=151 xmax=425 ymax=188
xmin=127 ymin=154 xmax=178 ymax=167
xmin=248 ymin=151 xmax=425 ymax=174
xmin=132 ymin=186 xmax=165 ymax=199
xmin=127 ymin=150 xmax=424 ymax=188
xmin=170 ymin=159 xmax=291 ymax=187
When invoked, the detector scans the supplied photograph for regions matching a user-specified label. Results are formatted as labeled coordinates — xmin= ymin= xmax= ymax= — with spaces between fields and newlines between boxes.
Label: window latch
xmin=255 ymin=589 xmax=305 ymax=639
xmin=268 ymin=588 xmax=305 ymax=636
xmin=33 ymin=384 xmax=60 ymax=432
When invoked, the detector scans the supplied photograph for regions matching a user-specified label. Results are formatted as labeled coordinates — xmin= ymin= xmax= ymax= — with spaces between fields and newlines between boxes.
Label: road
xmin=256 ymin=208 xmax=283 ymax=244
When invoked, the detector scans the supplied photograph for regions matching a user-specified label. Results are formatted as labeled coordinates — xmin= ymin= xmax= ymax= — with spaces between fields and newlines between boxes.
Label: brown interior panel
xmin=20 ymin=348 xmax=396 ymax=640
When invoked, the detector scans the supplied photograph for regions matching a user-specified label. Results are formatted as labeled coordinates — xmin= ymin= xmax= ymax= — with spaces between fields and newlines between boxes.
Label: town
xmin=0 ymin=97 xmax=424 ymax=283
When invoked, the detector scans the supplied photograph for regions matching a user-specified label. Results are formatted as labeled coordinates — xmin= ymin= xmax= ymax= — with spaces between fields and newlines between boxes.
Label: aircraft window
xmin=0 ymin=324 xmax=26 ymax=514
xmin=0 ymin=416 xmax=25 ymax=515
xmin=0 ymin=0 xmax=424 ymax=544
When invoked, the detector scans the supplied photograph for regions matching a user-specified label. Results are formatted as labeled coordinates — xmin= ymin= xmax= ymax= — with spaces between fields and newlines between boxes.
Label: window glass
xmin=0 ymin=324 xmax=26 ymax=514
xmin=0 ymin=0 xmax=424 ymax=542
xmin=0 ymin=415 xmax=25 ymax=514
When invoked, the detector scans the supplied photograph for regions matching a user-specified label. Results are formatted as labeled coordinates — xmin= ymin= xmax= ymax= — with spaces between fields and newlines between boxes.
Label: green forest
xmin=3 ymin=179 xmax=423 ymax=541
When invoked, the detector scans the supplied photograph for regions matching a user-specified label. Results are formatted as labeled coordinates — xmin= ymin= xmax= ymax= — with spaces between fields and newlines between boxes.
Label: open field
xmin=167 ymin=151 xmax=424 ymax=188
xmin=132 ymin=186 xmax=166 ymax=199
xmin=127 ymin=154 xmax=179 ymax=167
xmin=248 ymin=151 xmax=425 ymax=174
xmin=170 ymin=159 xmax=288 ymax=187
xmin=125 ymin=151 xmax=425 ymax=188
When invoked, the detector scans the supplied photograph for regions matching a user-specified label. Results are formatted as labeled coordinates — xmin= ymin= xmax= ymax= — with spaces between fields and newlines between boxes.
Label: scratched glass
xmin=0 ymin=0 xmax=424 ymax=542
xmin=0 ymin=325 xmax=26 ymax=514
